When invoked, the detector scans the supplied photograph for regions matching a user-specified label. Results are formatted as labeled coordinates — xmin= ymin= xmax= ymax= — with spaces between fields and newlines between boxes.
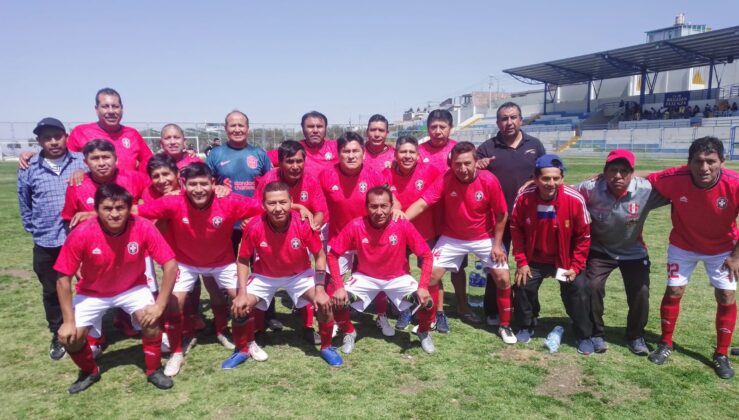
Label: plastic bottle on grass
xmin=467 ymin=260 xmax=486 ymax=308
xmin=545 ymin=326 xmax=564 ymax=353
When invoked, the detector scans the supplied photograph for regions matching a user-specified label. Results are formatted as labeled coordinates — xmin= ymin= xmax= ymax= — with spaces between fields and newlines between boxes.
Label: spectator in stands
xmin=476 ymin=102 xmax=546 ymax=327
xmin=704 ymin=103 xmax=711 ymax=118
xmin=732 ymin=102 xmax=738 ymax=112
xmin=693 ymin=105 xmax=701 ymax=117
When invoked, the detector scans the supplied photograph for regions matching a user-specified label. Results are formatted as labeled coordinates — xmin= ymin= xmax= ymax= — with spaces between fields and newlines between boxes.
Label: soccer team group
xmin=16 ymin=88 xmax=739 ymax=394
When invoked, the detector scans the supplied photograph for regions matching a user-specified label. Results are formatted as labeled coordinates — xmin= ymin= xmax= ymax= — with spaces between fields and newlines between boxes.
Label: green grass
xmin=1 ymin=157 xmax=738 ymax=419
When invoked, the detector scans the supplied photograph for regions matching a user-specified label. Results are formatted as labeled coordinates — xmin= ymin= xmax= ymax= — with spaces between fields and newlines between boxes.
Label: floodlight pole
xmin=707 ymin=59 xmax=714 ymax=100
xmin=639 ymin=69 xmax=647 ymax=106
xmin=587 ymin=79 xmax=592 ymax=113
xmin=543 ymin=82 xmax=548 ymax=114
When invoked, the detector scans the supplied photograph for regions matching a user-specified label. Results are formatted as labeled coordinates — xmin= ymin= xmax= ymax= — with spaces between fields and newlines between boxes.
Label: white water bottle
xmin=545 ymin=326 xmax=564 ymax=353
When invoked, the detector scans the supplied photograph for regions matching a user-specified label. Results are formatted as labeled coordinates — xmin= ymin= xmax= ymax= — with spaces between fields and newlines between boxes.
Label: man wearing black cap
xmin=577 ymin=150 xmax=668 ymax=355
xmin=17 ymin=118 xmax=87 ymax=360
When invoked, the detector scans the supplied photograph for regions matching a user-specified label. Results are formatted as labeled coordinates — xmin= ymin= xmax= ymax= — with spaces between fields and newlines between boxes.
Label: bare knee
xmin=715 ymin=289 xmax=736 ymax=305
xmin=666 ymin=286 xmax=685 ymax=298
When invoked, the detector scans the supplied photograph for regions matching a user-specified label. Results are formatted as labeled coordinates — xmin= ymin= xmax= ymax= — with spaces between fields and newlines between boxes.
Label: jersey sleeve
xmin=66 ymin=127 xmax=83 ymax=152
xmin=646 ymin=167 xmax=678 ymax=198
xmin=60 ymin=184 xmax=78 ymax=221
xmin=328 ymin=222 xmax=355 ymax=256
xmin=133 ymin=131 xmax=154 ymax=165
xmin=509 ymin=194 xmax=529 ymax=268
xmin=143 ymin=221 xmax=175 ymax=265
xmin=487 ymin=174 xmax=508 ymax=215
xmin=301 ymin=219 xmax=323 ymax=255
xmin=17 ymin=168 xmax=33 ymax=232
xmin=420 ymin=173 xmax=445 ymax=206
xmin=53 ymin=231 xmax=84 ymax=276
xmin=231 ymin=195 xmax=263 ymax=219
xmin=136 ymin=196 xmax=174 ymax=221
xmin=238 ymin=223 xmax=257 ymax=260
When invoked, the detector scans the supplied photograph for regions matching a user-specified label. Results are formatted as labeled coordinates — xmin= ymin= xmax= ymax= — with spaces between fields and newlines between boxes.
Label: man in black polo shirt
xmin=476 ymin=102 xmax=546 ymax=326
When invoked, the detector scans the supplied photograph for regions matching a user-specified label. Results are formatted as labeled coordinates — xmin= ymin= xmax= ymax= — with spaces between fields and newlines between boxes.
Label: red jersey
xmin=363 ymin=145 xmax=395 ymax=174
xmin=329 ymin=217 xmax=431 ymax=287
xmin=299 ymin=139 xmax=338 ymax=178
xmin=53 ymin=216 xmax=174 ymax=297
xmin=61 ymin=170 xmax=149 ymax=221
xmin=267 ymin=149 xmax=279 ymax=167
xmin=648 ymin=166 xmax=739 ymax=254
xmin=421 ymin=170 xmax=507 ymax=241
xmin=319 ymin=164 xmax=387 ymax=238
xmin=137 ymin=194 xmax=262 ymax=267
xmin=254 ymin=168 xmax=327 ymax=215
xmin=67 ymin=122 xmax=153 ymax=171
xmin=383 ymin=163 xmax=441 ymax=240
xmin=418 ymin=139 xmax=457 ymax=169
xmin=240 ymin=212 xmax=322 ymax=277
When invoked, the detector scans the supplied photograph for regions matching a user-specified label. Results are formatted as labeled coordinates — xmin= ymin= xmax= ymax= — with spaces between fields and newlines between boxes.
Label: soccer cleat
xmin=340 ymin=331 xmax=357 ymax=354
xmin=266 ymin=318 xmax=284 ymax=332
xmin=248 ymin=341 xmax=269 ymax=362
xmin=68 ymin=370 xmax=101 ymax=394
xmin=376 ymin=315 xmax=395 ymax=337
xmin=577 ymin=338 xmax=594 ymax=356
xmin=713 ymin=353 xmax=735 ymax=379
xmin=461 ymin=311 xmax=482 ymax=324
xmin=416 ymin=331 xmax=436 ymax=354
xmin=486 ymin=315 xmax=500 ymax=327
xmin=160 ymin=333 xmax=171 ymax=354
xmin=147 ymin=368 xmax=174 ymax=389
xmin=515 ymin=328 xmax=533 ymax=344
xmin=648 ymin=342 xmax=673 ymax=365
xmin=627 ymin=337 xmax=649 ymax=356
xmin=499 ymin=326 xmax=517 ymax=344
xmin=49 ymin=337 xmax=66 ymax=361
xmin=182 ymin=337 xmax=197 ymax=355
xmin=435 ymin=312 xmax=449 ymax=333
xmin=163 ymin=352 xmax=184 ymax=377
xmin=395 ymin=309 xmax=412 ymax=331
xmin=303 ymin=328 xmax=321 ymax=345
xmin=221 ymin=351 xmax=250 ymax=369
xmin=216 ymin=333 xmax=236 ymax=350
xmin=591 ymin=336 xmax=608 ymax=354
xmin=319 ymin=347 xmax=343 ymax=366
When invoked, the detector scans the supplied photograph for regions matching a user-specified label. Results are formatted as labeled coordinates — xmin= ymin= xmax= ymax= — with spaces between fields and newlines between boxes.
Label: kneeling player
xmin=328 ymin=186 xmax=435 ymax=353
xmin=225 ymin=181 xmax=341 ymax=367
xmin=54 ymin=184 xmax=177 ymax=393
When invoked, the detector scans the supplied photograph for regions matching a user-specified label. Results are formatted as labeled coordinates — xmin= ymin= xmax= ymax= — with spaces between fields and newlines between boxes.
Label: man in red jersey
xmin=646 ymin=137 xmax=739 ymax=379
xmin=224 ymin=181 xmax=342 ymax=368
xmin=299 ymin=111 xmax=338 ymax=178
xmin=136 ymin=163 xmax=264 ymax=375
xmin=363 ymin=114 xmax=395 ymax=173
xmin=54 ymin=184 xmax=177 ymax=393
xmin=328 ymin=186 xmax=436 ymax=353
xmin=139 ymin=124 xmax=202 ymax=174
xmin=405 ymin=141 xmax=515 ymax=343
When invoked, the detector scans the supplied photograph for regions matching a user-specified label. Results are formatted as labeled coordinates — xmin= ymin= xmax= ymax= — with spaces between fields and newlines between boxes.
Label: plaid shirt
xmin=17 ymin=151 xmax=87 ymax=248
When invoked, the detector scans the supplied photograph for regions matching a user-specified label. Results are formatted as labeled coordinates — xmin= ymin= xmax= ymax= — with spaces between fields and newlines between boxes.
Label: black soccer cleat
xmin=147 ymin=368 xmax=174 ymax=390
xmin=68 ymin=370 xmax=101 ymax=394
xmin=49 ymin=336 xmax=66 ymax=361
xmin=713 ymin=353 xmax=735 ymax=379
xmin=647 ymin=342 xmax=673 ymax=365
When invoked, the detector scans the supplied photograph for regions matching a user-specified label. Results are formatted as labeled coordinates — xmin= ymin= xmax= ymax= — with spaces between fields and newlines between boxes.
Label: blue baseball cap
xmin=535 ymin=154 xmax=566 ymax=173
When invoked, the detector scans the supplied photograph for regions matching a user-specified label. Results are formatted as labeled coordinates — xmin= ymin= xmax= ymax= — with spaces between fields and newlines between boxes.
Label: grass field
xmin=1 ymin=157 xmax=738 ymax=419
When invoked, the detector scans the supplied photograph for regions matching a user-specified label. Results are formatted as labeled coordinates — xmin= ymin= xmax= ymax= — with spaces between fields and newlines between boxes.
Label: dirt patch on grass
xmin=0 ymin=269 xmax=33 ymax=279
xmin=397 ymin=374 xmax=432 ymax=395
xmin=535 ymin=363 xmax=586 ymax=400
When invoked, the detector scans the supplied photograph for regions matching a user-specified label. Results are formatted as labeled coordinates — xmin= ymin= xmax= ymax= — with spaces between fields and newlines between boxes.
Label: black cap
xmin=33 ymin=117 xmax=66 ymax=135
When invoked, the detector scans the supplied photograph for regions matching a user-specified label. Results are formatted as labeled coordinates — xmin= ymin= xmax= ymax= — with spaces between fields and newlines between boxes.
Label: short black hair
xmin=337 ymin=132 xmax=364 ymax=152
xmin=395 ymin=135 xmax=418 ymax=149
xmin=426 ymin=109 xmax=453 ymax=128
xmin=82 ymin=139 xmax=117 ymax=158
xmin=496 ymin=102 xmax=522 ymax=120
xmin=94 ymin=183 xmax=132 ymax=210
xmin=450 ymin=141 xmax=477 ymax=160
xmin=278 ymin=140 xmax=306 ymax=162
xmin=688 ymin=136 xmax=725 ymax=163
xmin=179 ymin=162 xmax=214 ymax=180
xmin=367 ymin=114 xmax=389 ymax=130
xmin=95 ymin=88 xmax=122 ymax=107
xmin=262 ymin=181 xmax=291 ymax=201
xmin=365 ymin=185 xmax=393 ymax=207
xmin=146 ymin=154 xmax=178 ymax=177
xmin=301 ymin=111 xmax=328 ymax=128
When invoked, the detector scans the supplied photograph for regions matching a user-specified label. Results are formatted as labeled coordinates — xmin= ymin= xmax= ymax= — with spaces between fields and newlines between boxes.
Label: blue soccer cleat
xmin=221 ymin=351 xmax=250 ymax=369
xmin=319 ymin=347 xmax=343 ymax=367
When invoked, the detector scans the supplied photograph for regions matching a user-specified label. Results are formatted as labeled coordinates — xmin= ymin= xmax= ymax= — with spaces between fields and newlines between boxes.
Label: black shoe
xmin=68 ymin=370 xmax=101 ymax=394
xmin=647 ymin=342 xmax=673 ymax=365
xmin=713 ymin=353 xmax=735 ymax=379
xmin=49 ymin=337 xmax=66 ymax=361
xmin=266 ymin=318 xmax=284 ymax=332
xmin=147 ymin=368 xmax=174 ymax=389
xmin=731 ymin=347 xmax=739 ymax=356
xmin=303 ymin=327 xmax=321 ymax=345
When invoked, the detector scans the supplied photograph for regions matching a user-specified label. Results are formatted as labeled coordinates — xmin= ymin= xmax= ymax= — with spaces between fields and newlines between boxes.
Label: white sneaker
xmin=417 ymin=331 xmax=436 ymax=354
xmin=183 ymin=337 xmax=197 ymax=355
xmin=376 ymin=315 xmax=395 ymax=337
xmin=486 ymin=316 xmax=500 ymax=327
xmin=248 ymin=341 xmax=269 ymax=362
xmin=216 ymin=333 xmax=236 ymax=350
xmin=499 ymin=326 xmax=517 ymax=345
xmin=90 ymin=345 xmax=103 ymax=360
xmin=341 ymin=331 xmax=357 ymax=354
xmin=161 ymin=333 xmax=171 ymax=354
xmin=164 ymin=352 xmax=184 ymax=377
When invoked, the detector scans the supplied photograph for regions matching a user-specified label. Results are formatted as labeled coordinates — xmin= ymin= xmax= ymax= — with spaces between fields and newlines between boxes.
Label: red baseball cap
xmin=605 ymin=149 xmax=635 ymax=168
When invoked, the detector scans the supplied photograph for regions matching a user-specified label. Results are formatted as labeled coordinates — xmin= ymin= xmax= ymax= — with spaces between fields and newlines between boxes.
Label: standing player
xmin=17 ymin=117 xmax=87 ymax=360
xmin=299 ymin=111 xmax=338 ymax=178
xmin=139 ymin=124 xmax=202 ymax=173
xmin=405 ymin=142 xmax=515 ymax=343
xmin=328 ymin=186 xmax=436 ymax=353
xmin=136 ymin=163 xmax=264 ymax=375
xmin=577 ymin=150 xmax=668 ymax=354
xmin=363 ymin=114 xmax=395 ymax=173
xmin=54 ymin=184 xmax=177 ymax=393
xmin=510 ymin=155 xmax=594 ymax=354
xmin=476 ymin=102 xmax=546 ymax=326
xmin=646 ymin=137 xmax=739 ymax=379
xmin=225 ymin=181 xmax=342 ymax=368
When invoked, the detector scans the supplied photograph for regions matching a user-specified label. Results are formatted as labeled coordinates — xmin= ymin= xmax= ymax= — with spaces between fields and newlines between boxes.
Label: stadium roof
xmin=503 ymin=25 xmax=739 ymax=86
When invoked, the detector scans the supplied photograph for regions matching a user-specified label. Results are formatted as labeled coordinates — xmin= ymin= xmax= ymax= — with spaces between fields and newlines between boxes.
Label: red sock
xmin=253 ymin=308 xmax=266 ymax=333
xmin=231 ymin=318 xmax=254 ymax=353
xmin=87 ymin=334 xmax=106 ymax=348
xmin=417 ymin=284 xmax=440 ymax=333
xmin=334 ymin=308 xmax=355 ymax=334
xmin=716 ymin=301 xmax=737 ymax=355
xmin=659 ymin=294 xmax=682 ymax=347
xmin=211 ymin=304 xmax=228 ymax=335
xmin=69 ymin=343 xmax=98 ymax=375
xmin=141 ymin=334 xmax=162 ymax=375
xmin=301 ymin=305 xmax=315 ymax=329
xmin=496 ymin=287 xmax=512 ymax=327
xmin=318 ymin=321 xmax=334 ymax=350
xmin=166 ymin=312 xmax=183 ymax=353
xmin=374 ymin=292 xmax=388 ymax=316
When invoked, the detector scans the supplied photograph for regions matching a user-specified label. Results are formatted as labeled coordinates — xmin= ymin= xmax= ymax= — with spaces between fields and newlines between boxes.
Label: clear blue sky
xmin=2 ymin=0 xmax=737 ymax=125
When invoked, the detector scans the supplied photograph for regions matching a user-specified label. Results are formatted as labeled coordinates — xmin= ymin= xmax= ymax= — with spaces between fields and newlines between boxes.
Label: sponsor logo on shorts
xmin=127 ymin=242 xmax=139 ymax=255
xmin=247 ymin=156 xmax=259 ymax=169
xmin=389 ymin=234 xmax=398 ymax=245
xmin=182 ymin=217 xmax=189 ymax=224
xmin=415 ymin=180 xmax=424 ymax=190
xmin=717 ymin=197 xmax=728 ymax=209
xmin=474 ymin=191 xmax=484 ymax=201
xmin=359 ymin=182 xmax=367 ymax=193
xmin=300 ymin=191 xmax=308 ymax=201
xmin=86 ymin=197 xmax=94 ymax=205
xmin=291 ymin=237 xmax=300 ymax=249
xmin=324 ymin=152 xmax=333 ymax=160
xmin=122 ymin=138 xmax=130 ymax=148
xmin=92 ymin=248 xmax=102 ymax=255
xmin=212 ymin=216 xmax=223 ymax=228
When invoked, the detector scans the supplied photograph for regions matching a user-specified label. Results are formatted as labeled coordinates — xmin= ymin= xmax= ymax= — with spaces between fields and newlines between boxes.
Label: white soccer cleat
xmin=376 ymin=315 xmax=395 ymax=337
xmin=164 ymin=352 xmax=184 ymax=377
xmin=160 ymin=333 xmax=171 ymax=354
xmin=341 ymin=331 xmax=357 ymax=354
xmin=248 ymin=341 xmax=269 ymax=362
xmin=417 ymin=331 xmax=436 ymax=354
xmin=216 ymin=333 xmax=236 ymax=350
xmin=499 ymin=326 xmax=517 ymax=345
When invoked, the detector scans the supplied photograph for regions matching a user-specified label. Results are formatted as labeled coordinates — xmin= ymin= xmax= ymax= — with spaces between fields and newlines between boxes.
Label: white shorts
xmin=247 ymin=269 xmax=316 ymax=311
xmin=327 ymin=246 xmax=355 ymax=276
xmin=432 ymin=236 xmax=508 ymax=272
xmin=666 ymin=244 xmax=736 ymax=290
xmin=145 ymin=256 xmax=158 ymax=292
xmin=73 ymin=286 xmax=154 ymax=338
xmin=176 ymin=262 xmax=237 ymax=293
xmin=345 ymin=273 xmax=418 ymax=312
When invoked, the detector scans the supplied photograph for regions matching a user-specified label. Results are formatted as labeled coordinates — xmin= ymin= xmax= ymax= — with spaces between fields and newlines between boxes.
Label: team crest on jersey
xmin=127 ymin=242 xmax=139 ymax=255
xmin=86 ymin=197 xmax=94 ymax=205
xmin=717 ymin=197 xmax=728 ymax=209
xmin=247 ymin=156 xmax=259 ymax=169
xmin=291 ymin=237 xmax=300 ymax=249
xmin=121 ymin=138 xmax=130 ymax=149
xmin=212 ymin=216 xmax=223 ymax=228
xmin=389 ymin=234 xmax=398 ymax=246
xmin=325 ymin=152 xmax=333 ymax=160
xmin=300 ymin=191 xmax=308 ymax=201
xmin=415 ymin=180 xmax=424 ymax=190
xmin=627 ymin=202 xmax=639 ymax=215
xmin=182 ymin=217 xmax=189 ymax=224
xmin=359 ymin=182 xmax=368 ymax=193
xmin=475 ymin=191 xmax=484 ymax=201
